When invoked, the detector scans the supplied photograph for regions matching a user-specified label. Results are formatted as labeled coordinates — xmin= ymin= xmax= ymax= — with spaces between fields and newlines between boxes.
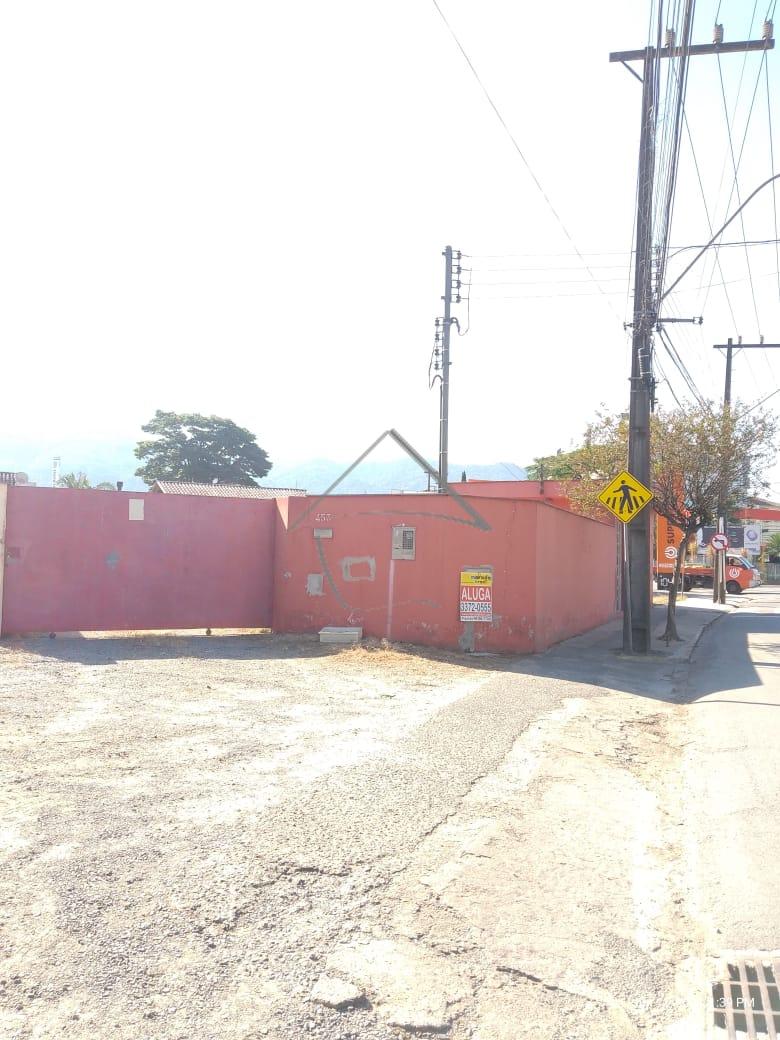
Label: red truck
xmin=654 ymin=553 xmax=759 ymax=594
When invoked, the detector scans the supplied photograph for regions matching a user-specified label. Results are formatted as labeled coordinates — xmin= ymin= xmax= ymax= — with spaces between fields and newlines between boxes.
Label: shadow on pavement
xmin=506 ymin=600 xmax=773 ymax=704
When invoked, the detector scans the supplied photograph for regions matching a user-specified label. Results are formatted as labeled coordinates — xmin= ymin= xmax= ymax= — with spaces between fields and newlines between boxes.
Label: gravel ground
xmin=1 ymin=617 xmax=711 ymax=1039
xmin=0 ymin=632 xmax=500 ymax=1040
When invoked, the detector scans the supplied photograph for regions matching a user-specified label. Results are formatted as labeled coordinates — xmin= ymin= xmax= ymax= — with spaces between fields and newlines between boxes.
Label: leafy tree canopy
xmin=134 ymin=411 xmax=272 ymax=487
xmin=558 ymin=401 xmax=777 ymax=640
xmin=526 ymin=448 xmax=581 ymax=481
xmin=560 ymin=403 xmax=776 ymax=530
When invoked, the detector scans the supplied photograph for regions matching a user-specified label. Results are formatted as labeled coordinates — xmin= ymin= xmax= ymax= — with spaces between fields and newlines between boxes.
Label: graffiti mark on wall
xmin=314 ymin=538 xmax=350 ymax=609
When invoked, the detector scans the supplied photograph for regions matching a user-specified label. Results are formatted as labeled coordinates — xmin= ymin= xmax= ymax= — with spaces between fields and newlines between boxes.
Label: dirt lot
xmin=0 ymin=632 xmax=496 ymax=1040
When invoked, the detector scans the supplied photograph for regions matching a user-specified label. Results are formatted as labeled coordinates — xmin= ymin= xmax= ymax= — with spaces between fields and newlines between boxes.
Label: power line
xmin=657 ymin=325 xmax=709 ymax=408
xmin=682 ymin=111 xmax=740 ymax=330
xmin=466 ymin=238 xmax=780 ymax=261
xmin=653 ymin=354 xmax=684 ymax=407
xmin=652 ymin=0 xmax=694 ymax=299
xmin=661 ymin=173 xmax=780 ymax=299
xmin=766 ymin=55 xmax=780 ymax=301
xmin=469 ymin=267 xmax=780 ymax=300
xmin=428 ymin=0 xmax=624 ymax=322
xmin=707 ymin=0 xmax=760 ymax=232
xmin=741 ymin=386 xmax=780 ymax=414
xmin=469 ymin=275 xmax=631 ymax=286
xmin=468 ymin=262 xmax=630 ymax=272
xmin=709 ymin=50 xmax=767 ymax=330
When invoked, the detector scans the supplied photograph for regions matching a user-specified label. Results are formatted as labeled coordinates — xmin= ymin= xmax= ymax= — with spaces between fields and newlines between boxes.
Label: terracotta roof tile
xmin=151 ymin=481 xmax=305 ymax=499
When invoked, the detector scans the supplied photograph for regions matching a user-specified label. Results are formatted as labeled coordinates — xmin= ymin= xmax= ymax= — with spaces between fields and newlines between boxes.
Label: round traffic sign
xmin=710 ymin=533 xmax=729 ymax=551
xmin=664 ymin=545 xmax=677 ymax=560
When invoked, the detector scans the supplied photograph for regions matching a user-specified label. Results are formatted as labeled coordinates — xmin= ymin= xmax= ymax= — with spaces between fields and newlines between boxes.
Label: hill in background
xmin=260 ymin=458 xmax=526 ymax=493
xmin=0 ymin=438 xmax=526 ymax=493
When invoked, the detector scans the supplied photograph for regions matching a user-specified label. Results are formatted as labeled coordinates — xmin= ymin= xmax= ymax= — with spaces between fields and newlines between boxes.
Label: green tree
xmin=558 ymin=402 xmax=777 ymax=642
xmin=57 ymin=472 xmax=115 ymax=490
xmin=134 ymin=411 xmax=272 ymax=486
xmin=766 ymin=533 xmax=780 ymax=556
xmin=526 ymin=448 xmax=581 ymax=481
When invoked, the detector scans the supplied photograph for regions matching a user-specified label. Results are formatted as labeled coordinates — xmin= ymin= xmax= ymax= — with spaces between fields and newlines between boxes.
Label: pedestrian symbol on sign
xmin=597 ymin=470 xmax=654 ymax=523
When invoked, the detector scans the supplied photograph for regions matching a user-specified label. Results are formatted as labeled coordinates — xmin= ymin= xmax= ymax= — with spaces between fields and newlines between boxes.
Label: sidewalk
xmin=508 ymin=592 xmax=729 ymax=703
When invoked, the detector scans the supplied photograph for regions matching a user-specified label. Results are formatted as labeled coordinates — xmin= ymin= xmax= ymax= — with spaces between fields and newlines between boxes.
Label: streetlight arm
xmin=660 ymin=172 xmax=780 ymax=302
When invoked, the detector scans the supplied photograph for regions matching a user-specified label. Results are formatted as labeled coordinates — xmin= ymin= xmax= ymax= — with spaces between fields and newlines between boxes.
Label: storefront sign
xmin=744 ymin=524 xmax=762 ymax=554
xmin=655 ymin=515 xmax=684 ymax=567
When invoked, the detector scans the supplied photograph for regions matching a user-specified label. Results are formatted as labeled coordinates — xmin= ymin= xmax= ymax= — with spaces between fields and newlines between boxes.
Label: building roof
xmin=150 ymin=481 xmax=306 ymax=499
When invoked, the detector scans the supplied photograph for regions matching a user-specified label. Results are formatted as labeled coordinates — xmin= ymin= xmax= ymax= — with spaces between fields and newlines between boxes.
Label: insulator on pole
xmin=763 ymin=19 xmax=773 ymax=40
xmin=713 ymin=23 xmax=724 ymax=44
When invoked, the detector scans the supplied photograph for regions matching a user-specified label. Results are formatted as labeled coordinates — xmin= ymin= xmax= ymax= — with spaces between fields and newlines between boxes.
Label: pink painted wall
xmin=451 ymin=479 xmax=572 ymax=510
xmin=1 ymin=486 xmax=276 ymax=634
xmin=534 ymin=503 xmax=619 ymax=649
xmin=273 ymin=493 xmax=617 ymax=654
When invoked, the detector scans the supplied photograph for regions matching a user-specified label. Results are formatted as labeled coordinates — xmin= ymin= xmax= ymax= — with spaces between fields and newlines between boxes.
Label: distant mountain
xmin=0 ymin=437 xmax=526 ymax=494
xmin=259 ymin=459 xmax=527 ymax=494
xmin=0 ymin=438 xmax=144 ymax=490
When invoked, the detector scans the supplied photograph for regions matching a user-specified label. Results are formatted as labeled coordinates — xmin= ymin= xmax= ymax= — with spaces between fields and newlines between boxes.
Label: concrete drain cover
xmin=712 ymin=953 xmax=780 ymax=1038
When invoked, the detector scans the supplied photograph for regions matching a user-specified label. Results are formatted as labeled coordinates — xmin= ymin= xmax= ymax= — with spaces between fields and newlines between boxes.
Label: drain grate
xmin=712 ymin=953 xmax=780 ymax=1038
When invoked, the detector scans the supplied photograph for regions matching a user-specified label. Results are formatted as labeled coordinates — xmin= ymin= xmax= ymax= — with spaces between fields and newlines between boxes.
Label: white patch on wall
xmin=129 ymin=499 xmax=144 ymax=521
xmin=306 ymin=573 xmax=324 ymax=596
xmin=340 ymin=557 xmax=376 ymax=582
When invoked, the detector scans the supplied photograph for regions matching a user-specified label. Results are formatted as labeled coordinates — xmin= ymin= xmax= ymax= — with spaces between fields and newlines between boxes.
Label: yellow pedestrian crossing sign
xmin=597 ymin=469 xmax=653 ymax=523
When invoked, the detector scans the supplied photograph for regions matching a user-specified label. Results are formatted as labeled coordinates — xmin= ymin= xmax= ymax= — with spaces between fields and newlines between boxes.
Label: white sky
xmin=1 ymin=1 xmax=778 ymax=489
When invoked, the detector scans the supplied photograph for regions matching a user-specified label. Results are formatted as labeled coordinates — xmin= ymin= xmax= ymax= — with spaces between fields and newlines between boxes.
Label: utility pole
xmin=610 ymin=21 xmax=774 ymax=652
xmin=439 ymin=245 xmax=453 ymax=490
xmin=713 ymin=339 xmax=780 ymax=407
xmin=712 ymin=337 xmax=780 ymax=601
xmin=432 ymin=246 xmax=462 ymax=491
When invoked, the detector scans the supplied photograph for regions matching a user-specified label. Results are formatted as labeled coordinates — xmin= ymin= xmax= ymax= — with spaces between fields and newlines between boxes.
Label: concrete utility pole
xmin=712 ymin=338 xmax=780 ymax=602
xmin=610 ymin=22 xmax=774 ymax=653
xmin=438 ymin=245 xmax=453 ymax=491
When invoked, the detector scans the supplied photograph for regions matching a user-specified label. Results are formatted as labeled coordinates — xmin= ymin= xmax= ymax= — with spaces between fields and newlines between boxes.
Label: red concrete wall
xmin=534 ymin=504 xmax=619 ymax=649
xmin=273 ymin=493 xmax=617 ymax=654
xmin=1 ymin=486 xmax=276 ymax=634
xmin=452 ymin=479 xmax=572 ymax=510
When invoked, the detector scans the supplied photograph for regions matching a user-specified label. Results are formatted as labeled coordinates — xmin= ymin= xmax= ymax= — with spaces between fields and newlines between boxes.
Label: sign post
xmin=598 ymin=469 xmax=654 ymax=654
xmin=710 ymin=531 xmax=729 ymax=604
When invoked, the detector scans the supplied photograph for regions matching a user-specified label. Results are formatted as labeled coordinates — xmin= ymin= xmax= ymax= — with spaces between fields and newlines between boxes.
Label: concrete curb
xmin=688 ymin=609 xmax=727 ymax=657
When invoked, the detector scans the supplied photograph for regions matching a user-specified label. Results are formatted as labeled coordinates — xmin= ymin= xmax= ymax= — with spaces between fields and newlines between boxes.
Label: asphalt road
xmin=682 ymin=585 xmax=780 ymax=952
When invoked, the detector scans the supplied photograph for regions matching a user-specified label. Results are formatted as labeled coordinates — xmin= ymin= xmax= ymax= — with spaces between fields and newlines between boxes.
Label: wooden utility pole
xmin=609 ymin=24 xmax=774 ymax=652
xmin=713 ymin=339 xmax=780 ymax=408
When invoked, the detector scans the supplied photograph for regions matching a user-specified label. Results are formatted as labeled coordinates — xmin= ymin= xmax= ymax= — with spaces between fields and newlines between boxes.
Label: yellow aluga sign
xmin=597 ymin=469 xmax=653 ymax=523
